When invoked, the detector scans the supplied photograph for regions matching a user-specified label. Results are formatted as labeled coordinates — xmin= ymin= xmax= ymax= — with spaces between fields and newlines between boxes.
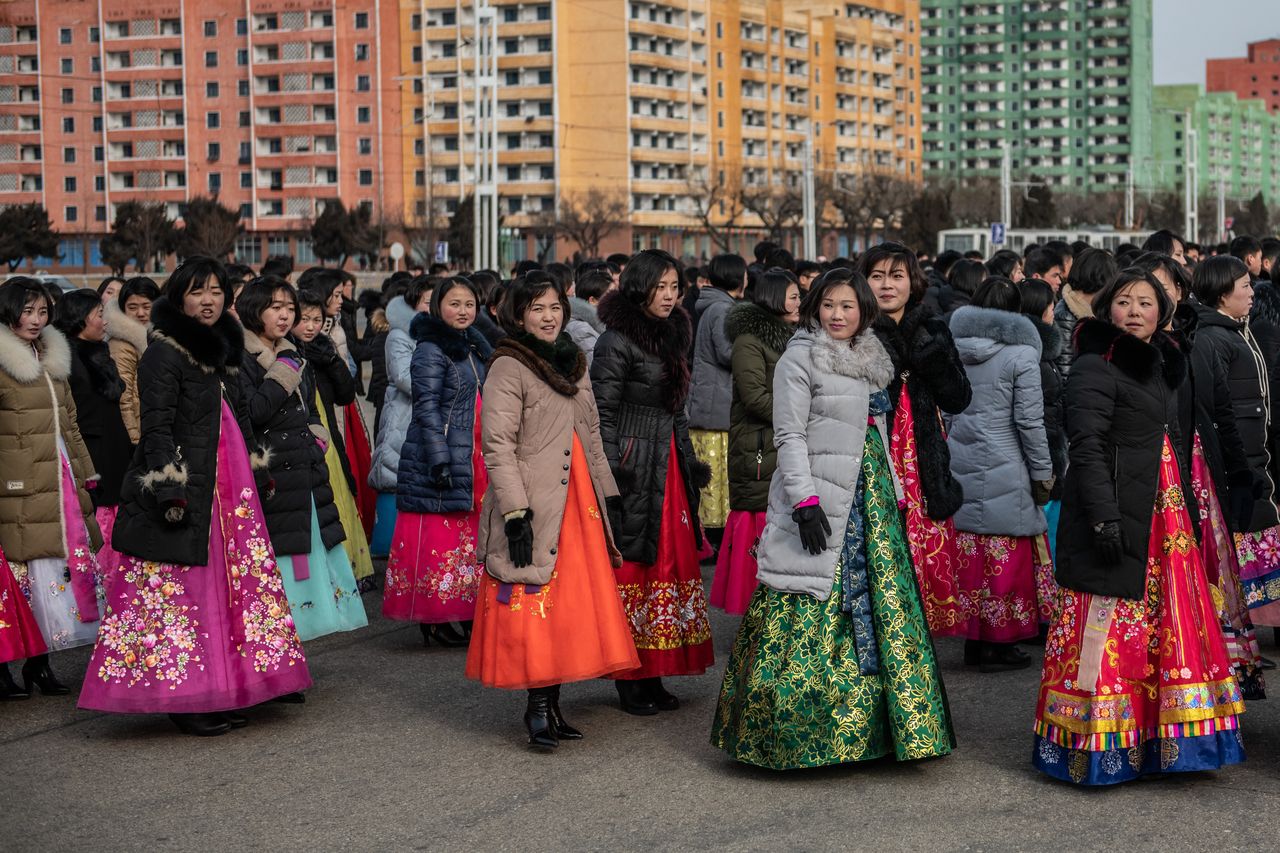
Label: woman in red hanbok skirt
xmin=0 ymin=544 xmax=47 ymax=698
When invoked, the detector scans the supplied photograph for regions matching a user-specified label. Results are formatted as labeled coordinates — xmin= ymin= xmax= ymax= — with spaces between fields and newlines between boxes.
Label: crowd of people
xmin=1 ymin=230 xmax=1279 ymax=786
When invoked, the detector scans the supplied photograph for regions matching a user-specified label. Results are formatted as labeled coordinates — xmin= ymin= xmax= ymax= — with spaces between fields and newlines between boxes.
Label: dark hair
xmin=236 ymin=277 xmax=298 ymax=335
xmin=753 ymin=241 xmax=778 ymax=264
xmin=857 ymin=242 xmax=926 ymax=301
xmin=947 ymin=259 xmax=986 ymax=297
xmin=752 ymin=270 xmax=799 ymax=317
xmin=1019 ymin=278 xmax=1056 ymax=320
xmin=260 ymin=255 xmax=294 ymax=279
xmin=1066 ymin=248 xmax=1118 ymax=295
xmin=985 ymin=249 xmax=1022 ymax=280
xmin=162 ymin=255 xmax=229 ymax=305
xmin=404 ymin=274 xmax=436 ymax=312
xmin=1023 ymin=243 xmax=1041 ymax=257
xmin=498 ymin=270 xmax=570 ymax=337
xmin=797 ymin=267 xmax=879 ymax=335
xmin=1043 ymin=240 xmax=1074 ymax=265
xmin=381 ymin=270 xmax=412 ymax=292
xmin=1261 ymin=238 xmax=1280 ymax=270
xmin=1142 ymin=230 xmax=1185 ymax=258
xmin=429 ymin=276 xmax=482 ymax=318
xmin=606 ymin=253 xmax=631 ymax=269
xmin=1071 ymin=240 xmax=1091 ymax=256
xmin=468 ymin=269 xmax=502 ymax=306
xmin=1192 ymin=255 xmax=1251 ymax=310
xmin=0 ymin=277 xmax=50 ymax=328
xmin=1230 ymin=235 xmax=1262 ymax=261
xmin=55 ymin=288 xmax=103 ymax=338
xmin=544 ymin=262 xmax=572 ymax=293
xmin=1024 ymin=248 xmax=1064 ymax=279
xmin=1132 ymin=251 xmax=1191 ymax=303
xmin=826 ymin=256 xmax=854 ymax=272
xmin=297 ymin=287 xmax=328 ymax=313
xmin=617 ymin=249 xmax=683 ymax=306
xmin=1093 ymin=269 xmax=1175 ymax=331
xmin=963 ymin=250 xmax=985 ymax=261
xmin=512 ymin=260 xmax=542 ymax=277
xmin=574 ymin=269 xmax=613 ymax=302
xmin=296 ymin=266 xmax=344 ymax=300
xmin=117 ymin=276 xmax=161 ymax=311
xmin=97 ymin=276 xmax=127 ymax=297
xmin=765 ymin=247 xmax=796 ymax=273
xmin=224 ymin=263 xmax=255 ymax=284
xmin=707 ymin=253 xmax=748 ymax=292
xmin=795 ymin=260 xmax=822 ymax=278
xmin=970 ymin=277 xmax=1022 ymax=312
xmin=428 ymin=262 xmax=449 ymax=276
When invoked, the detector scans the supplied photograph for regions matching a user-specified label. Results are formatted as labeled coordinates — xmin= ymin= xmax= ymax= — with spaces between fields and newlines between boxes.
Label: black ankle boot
xmin=963 ymin=639 xmax=981 ymax=666
xmin=548 ymin=685 xmax=582 ymax=740
xmin=422 ymin=622 xmax=468 ymax=648
xmin=22 ymin=654 xmax=70 ymax=696
xmin=978 ymin=642 xmax=1032 ymax=673
xmin=615 ymin=679 xmax=658 ymax=716
xmin=169 ymin=713 xmax=231 ymax=737
xmin=524 ymin=688 xmax=559 ymax=749
xmin=0 ymin=663 xmax=30 ymax=700
xmin=642 ymin=677 xmax=679 ymax=711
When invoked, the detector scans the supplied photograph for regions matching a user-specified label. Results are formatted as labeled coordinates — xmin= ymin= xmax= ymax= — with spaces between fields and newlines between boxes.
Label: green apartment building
xmin=1150 ymin=84 xmax=1280 ymax=208
xmin=920 ymin=0 xmax=1153 ymax=192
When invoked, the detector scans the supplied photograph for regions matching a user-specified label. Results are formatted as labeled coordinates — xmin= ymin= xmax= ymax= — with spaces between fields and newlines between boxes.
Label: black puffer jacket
xmin=112 ymin=298 xmax=260 ymax=567
xmin=1029 ymin=317 xmax=1067 ymax=494
xmin=591 ymin=291 xmax=706 ymax=564
xmin=300 ymin=332 xmax=357 ymax=493
xmin=66 ymin=337 xmax=133 ymax=507
xmin=240 ymin=333 xmax=345 ymax=556
xmin=1055 ymin=319 xmax=1188 ymax=600
xmin=1191 ymin=304 xmax=1278 ymax=532
xmin=873 ymin=302 xmax=972 ymax=519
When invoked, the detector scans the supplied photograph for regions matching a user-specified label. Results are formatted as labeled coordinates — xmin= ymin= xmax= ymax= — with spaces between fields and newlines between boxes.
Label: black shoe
xmin=1260 ymin=655 xmax=1277 ymax=671
xmin=963 ymin=639 xmax=981 ymax=666
xmin=524 ymin=688 xmax=559 ymax=749
xmin=269 ymin=692 xmax=306 ymax=704
xmin=0 ymin=663 xmax=30 ymax=700
xmin=615 ymin=679 xmax=658 ymax=716
xmin=21 ymin=654 xmax=70 ymax=696
xmin=422 ymin=622 xmax=468 ymax=648
xmin=169 ymin=713 xmax=231 ymax=737
xmin=220 ymin=710 xmax=250 ymax=729
xmin=548 ymin=685 xmax=583 ymax=740
xmin=978 ymin=643 xmax=1033 ymax=673
xmin=642 ymin=677 xmax=679 ymax=711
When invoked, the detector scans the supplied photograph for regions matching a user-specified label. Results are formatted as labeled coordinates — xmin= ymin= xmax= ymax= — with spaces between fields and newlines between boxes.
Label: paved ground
xmin=8 ymin=558 xmax=1280 ymax=853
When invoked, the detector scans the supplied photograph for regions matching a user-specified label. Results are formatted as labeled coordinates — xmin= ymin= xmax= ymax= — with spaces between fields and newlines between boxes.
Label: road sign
xmin=434 ymin=241 xmax=449 ymax=264
xmin=388 ymin=241 xmax=405 ymax=261
xmin=990 ymin=222 xmax=1006 ymax=247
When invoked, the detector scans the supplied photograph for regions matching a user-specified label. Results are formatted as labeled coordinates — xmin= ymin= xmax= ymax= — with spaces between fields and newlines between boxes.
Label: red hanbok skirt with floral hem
xmin=709 ymin=510 xmax=766 ymax=616
xmin=0 ymin=544 xmax=46 ymax=665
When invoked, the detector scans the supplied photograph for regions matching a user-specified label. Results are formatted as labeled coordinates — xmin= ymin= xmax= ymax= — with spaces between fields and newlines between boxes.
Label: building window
xmin=357 ymin=106 xmax=371 ymax=123
xmin=355 ymin=43 xmax=369 ymax=61
xmin=358 ymin=137 xmax=372 ymax=155
xmin=538 ymin=70 xmax=552 ymax=85
xmin=240 ymin=172 xmax=252 ymax=189
xmin=208 ymin=142 xmax=221 ymax=161
xmin=237 ymin=49 xmax=248 ymax=66
xmin=356 ymin=75 xmax=370 ymax=92
xmin=204 ymin=20 xmax=217 ymax=37
xmin=61 ymin=88 xmax=74 ymax=104
xmin=95 ymin=176 xmax=105 ymax=191
xmin=236 ymin=18 xmax=248 ymax=36
xmin=208 ymin=173 xmax=221 ymax=193
xmin=239 ymin=111 xmax=250 ymax=128
xmin=207 ymin=112 xmax=220 ymax=129
xmin=205 ymin=51 xmax=218 ymax=68
xmin=238 ymin=80 xmax=250 ymax=97
xmin=64 ymin=177 xmax=77 ymax=192
xmin=504 ymin=7 xmax=518 ymax=22
xmin=65 ymin=206 xmax=78 ymax=223
xmin=92 ymin=86 xmax=102 ymax=103
xmin=89 ymin=26 xmax=99 ymax=43
xmin=62 ymin=117 xmax=74 ymax=133
xmin=64 ymin=147 xmax=76 ymax=163
xmin=505 ymin=71 xmax=520 ymax=86
xmin=354 ymin=12 xmax=369 ymax=29
xmin=537 ymin=37 xmax=551 ymax=52
xmin=95 ymin=205 xmax=107 ymax=222
xmin=506 ymin=165 xmax=521 ymax=181
xmin=60 ymin=27 xmax=72 ymax=44
xmin=61 ymin=58 xmax=73 ymax=74
xmin=536 ymin=4 xmax=551 ymax=20
xmin=358 ymin=169 xmax=373 ymax=186
xmin=206 ymin=81 xmax=219 ymax=98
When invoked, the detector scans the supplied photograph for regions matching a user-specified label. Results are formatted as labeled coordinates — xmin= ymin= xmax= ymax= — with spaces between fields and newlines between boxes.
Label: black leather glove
xmin=1093 ymin=520 xmax=1125 ymax=565
xmin=792 ymin=504 xmax=831 ymax=556
xmin=605 ymin=495 xmax=623 ymax=537
xmin=1032 ymin=479 xmax=1055 ymax=507
xmin=505 ymin=510 xmax=534 ymax=568
xmin=428 ymin=462 xmax=452 ymax=490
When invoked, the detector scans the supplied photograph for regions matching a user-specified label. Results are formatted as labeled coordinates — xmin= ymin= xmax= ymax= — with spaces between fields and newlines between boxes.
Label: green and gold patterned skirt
xmin=710 ymin=426 xmax=955 ymax=770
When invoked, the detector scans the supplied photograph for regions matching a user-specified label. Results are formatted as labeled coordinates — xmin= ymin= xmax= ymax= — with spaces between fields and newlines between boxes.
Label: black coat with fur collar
xmin=112 ymin=298 xmax=260 ymax=567
xmin=873 ymin=302 xmax=971 ymax=520
xmin=591 ymin=290 xmax=706 ymax=563
xmin=66 ymin=336 xmax=133 ymax=506
xmin=1055 ymin=319 xmax=1189 ymax=600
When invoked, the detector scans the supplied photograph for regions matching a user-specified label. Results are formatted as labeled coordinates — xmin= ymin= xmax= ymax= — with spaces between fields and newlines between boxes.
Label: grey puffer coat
xmin=946 ymin=306 xmax=1053 ymax=537
xmin=687 ymin=287 xmax=737 ymax=430
xmin=754 ymin=328 xmax=897 ymax=601
xmin=565 ymin=296 xmax=605 ymax=365
xmin=368 ymin=295 xmax=419 ymax=491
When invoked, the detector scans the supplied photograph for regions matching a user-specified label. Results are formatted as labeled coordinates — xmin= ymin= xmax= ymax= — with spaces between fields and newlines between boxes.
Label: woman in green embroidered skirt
xmin=711 ymin=268 xmax=955 ymax=770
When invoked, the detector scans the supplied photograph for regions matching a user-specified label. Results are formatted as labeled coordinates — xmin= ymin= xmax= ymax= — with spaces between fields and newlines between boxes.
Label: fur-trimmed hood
xmin=790 ymin=327 xmax=894 ymax=390
xmin=726 ymin=300 xmax=795 ymax=355
xmin=567 ymin=296 xmax=605 ymax=333
xmin=950 ymin=305 xmax=1043 ymax=364
xmin=149 ymin=297 xmax=244 ymax=375
xmin=491 ymin=332 xmax=586 ymax=397
xmin=0 ymin=323 xmax=72 ymax=384
xmin=105 ymin=301 xmax=150 ymax=355
xmin=409 ymin=311 xmax=493 ymax=362
xmin=1073 ymin=317 xmax=1186 ymax=389
xmin=387 ymin=294 xmax=418 ymax=334
xmin=596 ymin=289 xmax=693 ymax=412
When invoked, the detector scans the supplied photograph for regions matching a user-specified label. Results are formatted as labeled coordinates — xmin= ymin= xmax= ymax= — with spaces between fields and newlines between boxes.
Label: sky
xmin=1152 ymin=0 xmax=1278 ymax=85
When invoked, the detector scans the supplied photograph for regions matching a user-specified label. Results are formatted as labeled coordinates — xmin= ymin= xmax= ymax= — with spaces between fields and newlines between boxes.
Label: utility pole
xmin=1001 ymin=141 xmax=1012 ymax=229
xmin=1217 ymin=179 xmax=1227 ymax=242
xmin=802 ymin=124 xmax=816 ymax=260
xmin=473 ymin=1 xmax=499 ymax=271
xmin=1184 ymin=112 xmax=1199 ymax=243
xmin=1124 ymin=165 xmax=1134 ymax=230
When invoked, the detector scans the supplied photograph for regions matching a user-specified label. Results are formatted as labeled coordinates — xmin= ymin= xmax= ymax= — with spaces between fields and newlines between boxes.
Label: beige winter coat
xmin=0 ymin=324 xmax=102 ymax=561
xmin=106 ymin=302 xmax=148 ymax=444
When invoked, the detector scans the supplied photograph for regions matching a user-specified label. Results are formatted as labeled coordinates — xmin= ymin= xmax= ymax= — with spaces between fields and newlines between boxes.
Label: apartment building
xmin=1207 ymin=39 xmax=1280 ymax=116
xmin=920 ymin=0 xmax=1153 ymax=193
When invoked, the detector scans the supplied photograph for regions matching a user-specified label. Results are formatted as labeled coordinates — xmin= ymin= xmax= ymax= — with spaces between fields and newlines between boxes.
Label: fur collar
xmin=567 ymin=296 xmax=605 ymax=333
xmin=1030 ymin=317 xmax=1063 ymax=363
xmin=796 ymin=328 xmax=894 ymax=390
xmin=242 ymin=329 xmax=294 ymax=370
xmin=492 ymin=333 xmax=586 ymax=397
xmin=949 ymin=305 xmax=1042 ymax=355
xmin=725 ymin=301 xmax=795 ymax=355
xmin=596 ymin=290 xmax=693 ymax=412
xmin=1073 ymin=317 xmax=1186 ymax=389
xmin=387 ymin=295 xmax=418 ymax=334
xmin=409 ymin=312 xmax=493 ymax=362
xmin=105 ymin=301 xmax=149 ymax=354
xmin=1060 ymin=285 xmax=1094 ymax=322
xmin=69 ymin=336 xmax=126 ymax=401
xmin=0 ymin=323 xmax=71 ymax=384
xmin=149 ymin=296 xmax=244 ymax=375
xmin=872 ymin=301 xmax=941 ymax=364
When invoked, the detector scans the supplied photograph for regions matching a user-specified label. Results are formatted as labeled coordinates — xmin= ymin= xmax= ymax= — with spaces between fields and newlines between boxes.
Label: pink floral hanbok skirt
xmin=709 ymin=510 xmax=766 ymax=616
xmin=955 ymin=531 xmax=1048 ymax=643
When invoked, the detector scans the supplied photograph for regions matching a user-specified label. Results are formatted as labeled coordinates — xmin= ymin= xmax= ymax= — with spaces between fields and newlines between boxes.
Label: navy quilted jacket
xmin=396 ymin=313 xmax=493 ymax=513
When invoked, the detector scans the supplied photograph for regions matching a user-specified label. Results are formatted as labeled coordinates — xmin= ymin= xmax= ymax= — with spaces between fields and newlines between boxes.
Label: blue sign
xmin=991 ymin=223 xmax=1006 ymax=246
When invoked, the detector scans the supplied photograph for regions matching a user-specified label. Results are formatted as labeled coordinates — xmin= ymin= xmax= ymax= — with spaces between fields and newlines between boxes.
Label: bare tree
xmin=948 ymin=177 xmax=1002 ymax=227
xmin=175 ymin=196 xmax=243 ymax=260
xmin=555 ymin=188 xmax=630 ymax=258
xmin=828 ymin=170 xmax=911 ymax=251
xmin=524 ymin=207 xmax=559 ymax=264
xmin=685 ymin=170 xmax=747 ymax=252
xmin=740 ymin=181 xmax=803 ymax=244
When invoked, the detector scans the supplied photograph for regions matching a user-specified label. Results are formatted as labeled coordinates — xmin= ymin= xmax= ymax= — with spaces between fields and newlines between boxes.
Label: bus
xmin=937 ymin=228 xmax=1150 ymax=257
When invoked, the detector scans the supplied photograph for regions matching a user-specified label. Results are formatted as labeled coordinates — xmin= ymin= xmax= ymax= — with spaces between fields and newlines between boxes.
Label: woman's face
xmin=80 ymin=304 xmax=106 ymax=342
xmin=226 ymin=283 xmax=243 ymax=320
xmin=1218 ymin=273 xmax=1253 ymax=320
xmin=867 ymin=259 xmax=911 ymax=320
xmin=293 ymin=306 xmax=324 ymax=343
xmin=782 ymin=283 xmax=801 ymax=324
xmin=1010 ymin=262 xmax=1025 ymax=284
xmin=644 ymin=267 xmax=681 ymax=319
xmin=325 ymin=286 xmax=342 ymax=318
xmin=259 ymin=289 xmax=297 ymax=343
xmin=13 ymin=296 xmax=49 ymax=342
xmin=123 ymin=294 xmax=153 ymax=324
xmin=522 ymin=289 xmax=564 ymax=343
xmin=100 ymin=281 xmax=121 ymax=305
xmin=183 ymin=278 xmax=226 ymax=326
xmin=1109 ymin=281 xmax=1161 ymax=343
xmin=1151 ymin=266 xmax=1181 ymax=306
xmin=819 ymin=283 xmax=861 ymax=342
xmin=415 ymin=289 xmax=434 ymax=314
xmin=438 ymin=284 xmax=477 ymax=330
xmin=1040 ymin=303 xmax=1054 ymax=325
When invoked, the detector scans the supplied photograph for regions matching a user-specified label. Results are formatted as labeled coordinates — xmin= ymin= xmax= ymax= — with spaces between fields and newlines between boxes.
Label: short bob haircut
xmin=1141 ymin=230 xmax=1185 ymax=258
xmin=707 ymin=253 xmax=748 ymax=293
xmin=947 ymin=259 xmax=987 ymax=297
xmin=1093 ymin=268 xmax=1176 ymax=332
xmin=297 ymin=286 xmax=328 ymax=314
xmin=752 ymin=269 xmax=799 ymax=317
xmin=498 ymin=270 xmax=570 ymax=337
xmin=404 ymin=274 xmax=437 ymax=312
xmin=55 ymin=288 xmax=103 ymax=338
xmin=970 ymin=277 xmax=1022 ymax=313
xmin=797 ymin=267 xmax=879 ymax=336
xmin=1066 ymin=247 xmax=1118 ymax=295
xmin=0 ymin=277 xmax=51 ymax=329
xmin=1018 ymin=278 xmax=1056 ymax=321
xmin=162 ymin=255 xmax=229 ymax=305
xmin=236 ymin=276 xmax=299 ymax=335
xmin=1132 ymin=251 xmax=1191 ymax=303
xmin=1192 ymin=255 xmax=1250 ymax=310
xmin=985 ymin=249 xmax=1022 ymax=280
xmin=97 ymin=276 xmax=127 ymax=297
xmin=429 ymin=275 xmax=482 ymax=319
xmin=117 ymin=276 xmax=161 ymax=311
xmin=574 ymin=268 xmax=613 ymax=302
xmin=617 ymin=249 xmax=684 ymax=307
xmin=856 ymin=242 xmax=926 ymax=302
